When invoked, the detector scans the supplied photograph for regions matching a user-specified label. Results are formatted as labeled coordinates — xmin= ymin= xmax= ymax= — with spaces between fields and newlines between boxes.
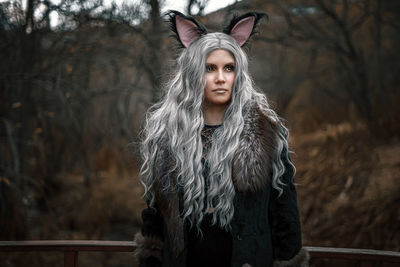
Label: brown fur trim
xmin=273 ymin=248 xmax=310 ymax=267
xmin=232 ymin=107 xmax=279 ymax=192
xmin=153 ymin=176 xmax=185 ymax=260
xmin=134 ymin=232 xmax=163 ymax=261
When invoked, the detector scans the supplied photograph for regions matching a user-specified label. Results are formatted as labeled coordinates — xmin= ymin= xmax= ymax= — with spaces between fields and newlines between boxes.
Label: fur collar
xmin=233 ymin=107 xmax=279 ymax=192
xmin=155 ymin=105 xmax=280 ymax=193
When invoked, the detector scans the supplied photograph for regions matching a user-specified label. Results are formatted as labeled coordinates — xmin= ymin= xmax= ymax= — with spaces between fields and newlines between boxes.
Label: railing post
xmin=64 ymin=251 xmax=78 ymax=267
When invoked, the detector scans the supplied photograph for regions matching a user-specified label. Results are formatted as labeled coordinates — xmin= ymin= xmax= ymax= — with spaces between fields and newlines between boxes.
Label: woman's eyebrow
xmin=205 ymin=62 xmax=235 ymax=65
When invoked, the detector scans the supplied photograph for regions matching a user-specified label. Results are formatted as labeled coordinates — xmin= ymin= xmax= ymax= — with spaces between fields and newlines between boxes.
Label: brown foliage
xmin=293 ymin=122 xmax=400 ymax=251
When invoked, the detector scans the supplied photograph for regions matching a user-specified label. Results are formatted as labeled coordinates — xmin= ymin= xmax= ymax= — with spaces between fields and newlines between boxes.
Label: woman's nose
xmin=215 ymin=70 xmax=225 ymax=83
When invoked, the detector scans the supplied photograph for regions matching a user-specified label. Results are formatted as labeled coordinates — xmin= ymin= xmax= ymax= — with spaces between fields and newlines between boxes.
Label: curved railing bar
xmin=1 ymin=241 xmax=399 ymax=267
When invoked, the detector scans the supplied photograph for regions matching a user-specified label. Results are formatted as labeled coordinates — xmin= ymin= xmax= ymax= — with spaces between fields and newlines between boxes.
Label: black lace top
xmin=186 ymin=124 xmax=232 ymax=267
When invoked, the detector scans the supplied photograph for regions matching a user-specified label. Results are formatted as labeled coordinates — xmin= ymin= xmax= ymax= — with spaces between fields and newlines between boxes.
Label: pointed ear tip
xmin=254 ymin=12 xmax=268 ymax=21
xmin=236 ymin=12 xmax=269 ymax=25
xmin=166 ymin=9 xmax=181 ymax=15
xmin=165 ymin=10 xmax=184 ymax=19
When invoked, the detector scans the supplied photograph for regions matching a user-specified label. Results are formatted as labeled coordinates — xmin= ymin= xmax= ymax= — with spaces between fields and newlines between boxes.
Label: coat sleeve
xmin=269 ymin=145 xmax=309 ymax=267
xmin=134 ymin=199 xmax=164 ymax=267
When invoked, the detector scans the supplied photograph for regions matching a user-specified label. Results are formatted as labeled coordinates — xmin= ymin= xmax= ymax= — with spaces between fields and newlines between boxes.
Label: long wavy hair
xmin=139 ymin=32 xmax=293 ymax=230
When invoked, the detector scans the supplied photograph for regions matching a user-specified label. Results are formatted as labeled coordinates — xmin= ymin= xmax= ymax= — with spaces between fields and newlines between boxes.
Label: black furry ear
xmin=166 ymin=10 xmax=208 ymax=48
xmin=223 ymin=12 xmax=268 ymax=47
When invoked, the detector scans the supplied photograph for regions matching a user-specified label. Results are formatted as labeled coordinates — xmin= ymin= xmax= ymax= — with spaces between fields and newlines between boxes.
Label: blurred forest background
xmin=1 ymin=0 xmax=399 ymax=266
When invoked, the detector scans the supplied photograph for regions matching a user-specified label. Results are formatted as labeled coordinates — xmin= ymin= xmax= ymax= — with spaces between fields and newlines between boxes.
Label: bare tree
xmin=259 ymin=0 xmax=399 ymax=127
xmin=143 ymin=0 xmax=163 ymax=102
xmin=186 ymin=0 xmax=210 ymax=16
xmin=0 ymin=0 xmax=165 ymax=239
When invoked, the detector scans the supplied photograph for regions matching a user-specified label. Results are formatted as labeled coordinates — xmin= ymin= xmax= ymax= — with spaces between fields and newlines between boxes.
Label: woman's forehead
xmin=206 ymin=49 xmax=235 ymax=63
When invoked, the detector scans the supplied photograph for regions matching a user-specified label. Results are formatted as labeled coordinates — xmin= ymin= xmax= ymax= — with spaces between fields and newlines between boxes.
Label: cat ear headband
xmin=167 ymin=10 xmax=267 ymax=48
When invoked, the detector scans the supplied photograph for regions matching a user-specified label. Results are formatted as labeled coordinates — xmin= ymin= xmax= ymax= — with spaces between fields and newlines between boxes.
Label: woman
xmin=134 ymin=10 xmax=309 ymax=267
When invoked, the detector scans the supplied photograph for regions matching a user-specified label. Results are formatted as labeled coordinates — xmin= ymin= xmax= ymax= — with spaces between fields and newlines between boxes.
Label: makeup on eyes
xmin=206 ymin=63 xmax=235 ymax=72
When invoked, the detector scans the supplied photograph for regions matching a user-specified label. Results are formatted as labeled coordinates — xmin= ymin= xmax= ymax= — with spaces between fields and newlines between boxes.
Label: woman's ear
xmin=223 ymin=12 xmax=267 ymax=47
xmin=167 ymin=10 xmax=208 ymax=48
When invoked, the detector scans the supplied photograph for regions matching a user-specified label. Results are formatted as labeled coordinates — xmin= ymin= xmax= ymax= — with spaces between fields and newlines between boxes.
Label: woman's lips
xmin=212 ymin=89 xmax=228 ymax=93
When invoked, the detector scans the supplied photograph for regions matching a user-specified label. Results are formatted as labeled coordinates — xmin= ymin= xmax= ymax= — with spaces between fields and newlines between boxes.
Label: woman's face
xmin=204 ymin=49 xmax=235 ymax=109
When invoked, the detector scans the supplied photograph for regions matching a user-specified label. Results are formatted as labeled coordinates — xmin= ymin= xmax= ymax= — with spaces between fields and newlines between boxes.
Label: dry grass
xmin=293 ymin=122 xmax=400 ymax=251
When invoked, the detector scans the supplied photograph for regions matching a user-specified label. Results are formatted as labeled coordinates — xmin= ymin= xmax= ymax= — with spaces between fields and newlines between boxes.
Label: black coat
xmin=134 ymin=108 xmax=309 ymax=267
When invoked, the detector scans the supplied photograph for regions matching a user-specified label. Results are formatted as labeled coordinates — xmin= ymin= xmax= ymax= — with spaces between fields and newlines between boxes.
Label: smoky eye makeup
xmin=205 ymin=63 xmax=235 ymax=72
xmin=206 ymin=64 xmax=215 ymax=72
xmin=225 ymin=64 xmax=235 ymax=71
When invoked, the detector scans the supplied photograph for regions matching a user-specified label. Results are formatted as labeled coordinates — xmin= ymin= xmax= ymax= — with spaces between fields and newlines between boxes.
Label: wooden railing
xmin=307 ymin=246 xmax=400 ymax=267
xmin=0 ymin=240 xmax=135 ymax=267
xmin=1 ymin=241 xmax=400 ymax=267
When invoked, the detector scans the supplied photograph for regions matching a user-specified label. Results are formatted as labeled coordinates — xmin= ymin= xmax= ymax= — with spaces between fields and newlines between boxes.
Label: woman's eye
xmin=225 ymin=65 xmax=235 ymax=71
xmin=206 ymin=65 xmax=214 ymax=72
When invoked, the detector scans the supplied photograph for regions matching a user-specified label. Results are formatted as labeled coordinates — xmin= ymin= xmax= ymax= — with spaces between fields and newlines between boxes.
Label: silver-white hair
xmin=139 ymin=32 xmax=294 ymax=231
